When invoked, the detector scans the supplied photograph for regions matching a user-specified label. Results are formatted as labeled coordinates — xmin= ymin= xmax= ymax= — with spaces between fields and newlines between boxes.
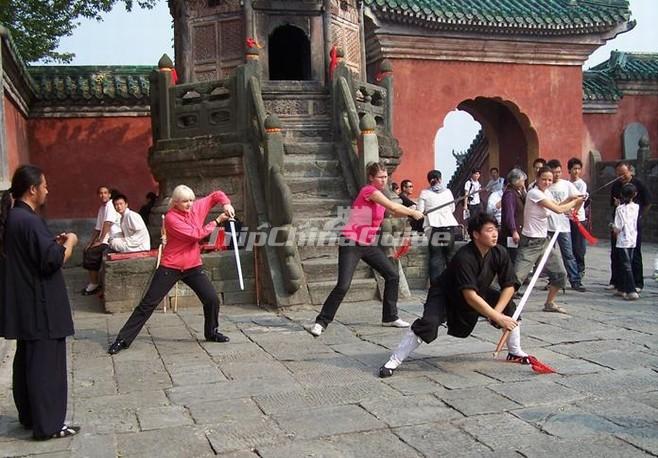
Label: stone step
xmin=283 ymin=158 xmax=341 ymax=177
xmin=297 ymin=244 xmax=339 ymax=261
xmin=302 ymin=258 xmax=372 ymax=280
xmin=292 ymin=199 xmax=350 ymax=218
xmin=288 ymin=177 xmax=349 ymax=199
xmin=294 ymin=215 xmax=344 ymax=231
xmin=284 ymin=142 xmax=334 ymax=156
xmin=307 ymin=278 xmax=378 ymax=305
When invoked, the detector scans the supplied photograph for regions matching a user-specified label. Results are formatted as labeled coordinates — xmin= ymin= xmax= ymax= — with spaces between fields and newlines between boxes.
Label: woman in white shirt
xmin=417 ymin=170 xmax=460 ymax=286
xmin=514 ymin=166 xmax=584 ymax=313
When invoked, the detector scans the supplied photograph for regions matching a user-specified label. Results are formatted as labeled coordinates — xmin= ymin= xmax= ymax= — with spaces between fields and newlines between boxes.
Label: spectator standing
xmin=464 ymin=169 xmax=482 ymax=219
xmin=546 ymin=159 xmax=586 ymax=292
xmin=609 ymin=161 xmax=652 ymax=291
xmin=500 ymin=168 xmax=527 ymax=264
xmin=611 ymin=183 xmax=640 ymax=300
xmin=567 ymin=158 xmax=588 ymax=279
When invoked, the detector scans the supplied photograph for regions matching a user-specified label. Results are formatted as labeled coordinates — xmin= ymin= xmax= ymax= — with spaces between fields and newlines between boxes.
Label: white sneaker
xmin=624 ymin=292 xmax=640 ymax=300
xmin=308 ymin=323 xmax=324 ymax=336
xmin=382 ymin=318 xmax=410 ymax=328
xmin=604 ymin=284 xmax=617 ymax=290
xmin=635 ymin=287 xmax=642 ymax=293
xmin=614 ymin=290 xmax=625 ymax=297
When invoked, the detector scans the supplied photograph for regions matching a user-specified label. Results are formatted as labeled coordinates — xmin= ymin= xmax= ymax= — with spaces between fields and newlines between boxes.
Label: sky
xmin=44 ymin=0 xmax=657 ymax=181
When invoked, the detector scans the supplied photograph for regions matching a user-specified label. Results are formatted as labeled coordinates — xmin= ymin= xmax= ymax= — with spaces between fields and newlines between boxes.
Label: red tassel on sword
xmin=569 ymin=210 xmax=598 ymax=245
xmin=392 ymin=236 xmax=411 ymax=260
xmin=527 ymin=356 xmax=556 ymax=374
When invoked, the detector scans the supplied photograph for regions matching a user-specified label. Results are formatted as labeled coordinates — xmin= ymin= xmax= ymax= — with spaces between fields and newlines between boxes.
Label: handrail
xmin=338 ymin=77 xmax=360 ymax=138
xmin=248 ymin=76 xmax=267 ymax=142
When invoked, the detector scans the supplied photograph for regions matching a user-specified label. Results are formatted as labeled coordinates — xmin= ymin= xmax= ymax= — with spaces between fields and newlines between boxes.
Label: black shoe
xmin=206 ymin=332 xmax=230 ymax=343
xmin=572 ymin=284 xmax=587 ymax=292
xmin=378 ymin=365 xmax=395 ymax=378
xmin=35 ymin=425 xmax=80 ymax=441
xmin=81 ymin=285 xmax=101 ymax=296
xmin=108 ymin=339 xmax=128 ymax=355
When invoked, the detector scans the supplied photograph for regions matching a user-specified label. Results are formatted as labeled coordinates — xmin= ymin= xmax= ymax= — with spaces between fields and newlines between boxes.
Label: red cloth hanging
xmin=329 ymin=46 xmax=338 ymax=79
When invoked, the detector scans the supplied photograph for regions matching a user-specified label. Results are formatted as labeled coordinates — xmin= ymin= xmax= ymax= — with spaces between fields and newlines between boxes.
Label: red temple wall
xmin=389 ymin=59 xmax=584 ymax=189
xmin=3 ymin=93 xmax=30 ymax=174
xmin=583 ymin=94 xmax=658 ymax=162
xmin=28 ymin=116 xmax=157 ymax=218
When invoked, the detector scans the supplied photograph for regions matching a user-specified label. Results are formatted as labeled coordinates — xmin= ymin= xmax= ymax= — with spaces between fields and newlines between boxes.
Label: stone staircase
xmin=262 ymin=81 xmax=379 ymax=305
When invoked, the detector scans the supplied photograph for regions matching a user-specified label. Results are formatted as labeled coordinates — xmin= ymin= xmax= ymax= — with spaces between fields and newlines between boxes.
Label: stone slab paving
xmin=0 ymin=243 xmax=656 ymax=456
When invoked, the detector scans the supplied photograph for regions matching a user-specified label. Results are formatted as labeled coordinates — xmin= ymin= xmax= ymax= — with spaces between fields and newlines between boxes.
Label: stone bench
xmin=102 ymin=250 xmax=256 ymax=313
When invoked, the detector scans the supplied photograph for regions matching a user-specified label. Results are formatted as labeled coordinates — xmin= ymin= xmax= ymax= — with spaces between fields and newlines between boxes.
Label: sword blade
xmin=229 ymin=220 xmax=244 ymax=290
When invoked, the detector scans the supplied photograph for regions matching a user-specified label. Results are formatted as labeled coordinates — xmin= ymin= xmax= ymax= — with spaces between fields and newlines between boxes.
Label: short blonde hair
xmin=169 ymin=185 xmax=195 ymax=209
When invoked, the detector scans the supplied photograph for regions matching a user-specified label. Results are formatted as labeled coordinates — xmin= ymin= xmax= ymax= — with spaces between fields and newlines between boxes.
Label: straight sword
xmin=228 ymin=219 xmax=244 ymax=290
xmin=423 ymin=189 xmax=486 ymax=216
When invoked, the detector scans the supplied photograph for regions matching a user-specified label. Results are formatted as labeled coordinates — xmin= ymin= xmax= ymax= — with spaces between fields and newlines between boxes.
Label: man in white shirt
xmin=485 ymin=167 xmax=505 ymax=193
xmin=109 ymin=194 xmax=151 ymax=253
xmin=464 ymin=169 xmax=482 ymax=219
xmin=568 ymin=158 xmax=588 ymax=279
xmin=81 ymin=186 xmax=121 ymax=295
xmin=547 ymin=159 xmax=585 ymax=292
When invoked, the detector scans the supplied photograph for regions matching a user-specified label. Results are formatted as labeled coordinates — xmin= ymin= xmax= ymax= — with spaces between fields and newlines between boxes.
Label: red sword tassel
xmin=392 ymin=236 xmax=411 ymax=260
xmin=527 ymin=356 xmax=557 ymax=374
xmin=569 ymin=210 xmax=598 ymax=245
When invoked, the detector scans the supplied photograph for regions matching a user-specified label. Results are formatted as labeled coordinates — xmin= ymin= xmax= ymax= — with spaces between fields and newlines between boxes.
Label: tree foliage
xmin=0 ymin=0 xmax=157 ymax=63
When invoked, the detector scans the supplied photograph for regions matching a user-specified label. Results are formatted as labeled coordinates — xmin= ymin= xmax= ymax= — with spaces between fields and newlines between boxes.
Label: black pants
xmin=610 ymin=221 xmax=643 ymax=289
xmin=316 ymin=243 xmax=399 ymax=327
xmin=117 ymin=266 xmax=220 ymax=345
xmin=82 ymin=243 xmax=109 ymax=272
xmin=614 ymin=248 xmax=636 ymax=294
xmin=468 ymin=203 xmax=481 ymax=219
xmin=411 ymin=287 xmax=515 ymax=343
xmin=13 ymin=338 xmax=67 ymax=438
xmin=428 ymin=227 xmax=458 ymax=286
xmin=569 ymin=219 xmax=587 ymax=278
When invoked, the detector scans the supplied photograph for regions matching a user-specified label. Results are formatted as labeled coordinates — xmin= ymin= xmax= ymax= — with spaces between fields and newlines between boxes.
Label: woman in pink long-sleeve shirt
xmin=107 ymin=185 xmax=235 ymax=355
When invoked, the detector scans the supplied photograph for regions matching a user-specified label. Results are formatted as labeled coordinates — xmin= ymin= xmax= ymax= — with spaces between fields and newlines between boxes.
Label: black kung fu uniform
xmin=0 ymin=201 xmax=74 ymax=438
xmin=411 ymin=242 xmax=519 ymax=343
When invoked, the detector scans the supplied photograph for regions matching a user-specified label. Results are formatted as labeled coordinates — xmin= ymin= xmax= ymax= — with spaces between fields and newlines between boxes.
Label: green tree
xmin=0 ymin=0 xmax=157 ymax=63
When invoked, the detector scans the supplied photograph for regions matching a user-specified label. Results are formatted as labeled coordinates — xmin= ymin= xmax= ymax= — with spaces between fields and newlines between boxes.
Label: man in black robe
xmin=0 ymin=165 xmax=80 ymax=440
xmin=379 ymin=213 xmax=526 ymax=377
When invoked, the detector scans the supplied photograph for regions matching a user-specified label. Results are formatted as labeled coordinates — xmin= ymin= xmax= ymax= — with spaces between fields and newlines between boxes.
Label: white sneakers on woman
xmin=381 ymin=318 xmax=411 ymax=328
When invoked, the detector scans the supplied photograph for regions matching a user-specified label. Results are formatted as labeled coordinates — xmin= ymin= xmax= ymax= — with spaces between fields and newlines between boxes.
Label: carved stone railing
xmin=242 ymin=55 xmax=306 ymax=300
xmin=150 ymin=54 xmax=236 ymax=141
xmin=331 ymin=51 xmax=382 ymax=191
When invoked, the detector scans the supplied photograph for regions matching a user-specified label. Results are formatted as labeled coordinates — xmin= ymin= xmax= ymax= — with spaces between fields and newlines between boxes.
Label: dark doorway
xmin=269 ymin=25 xmax=311 ymax=80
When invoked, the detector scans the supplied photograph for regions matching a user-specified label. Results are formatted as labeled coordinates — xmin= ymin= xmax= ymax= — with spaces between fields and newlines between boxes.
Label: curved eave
xmin=372 ymin=8 xmax=630 ymax=36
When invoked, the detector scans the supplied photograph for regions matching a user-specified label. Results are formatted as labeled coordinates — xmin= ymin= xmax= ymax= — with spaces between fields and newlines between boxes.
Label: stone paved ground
xmin=1 ymin=243 xmax=657 ymax=457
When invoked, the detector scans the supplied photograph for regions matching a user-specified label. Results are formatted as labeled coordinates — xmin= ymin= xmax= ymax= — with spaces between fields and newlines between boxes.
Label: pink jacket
xmin=161 ymin=191 xmax=230 ymax=270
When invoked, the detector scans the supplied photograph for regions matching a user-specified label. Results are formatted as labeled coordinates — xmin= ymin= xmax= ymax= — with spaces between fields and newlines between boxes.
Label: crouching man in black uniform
xmin=380 ymin=213 xmax=529 ymax=377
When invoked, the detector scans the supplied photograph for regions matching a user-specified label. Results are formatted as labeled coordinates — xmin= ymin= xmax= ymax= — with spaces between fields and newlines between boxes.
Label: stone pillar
xmin=377 ymin=59 xmax=394 ymax=133
xmin=152 ymin=54 xmax=175 ymax=141
xmin=637 ymin=135 xmax=650 ymax=183
xmin=358 ymin=113 xmax=379 ymax=185
xmin=323 ymin=0 xmax=332 ymax=85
